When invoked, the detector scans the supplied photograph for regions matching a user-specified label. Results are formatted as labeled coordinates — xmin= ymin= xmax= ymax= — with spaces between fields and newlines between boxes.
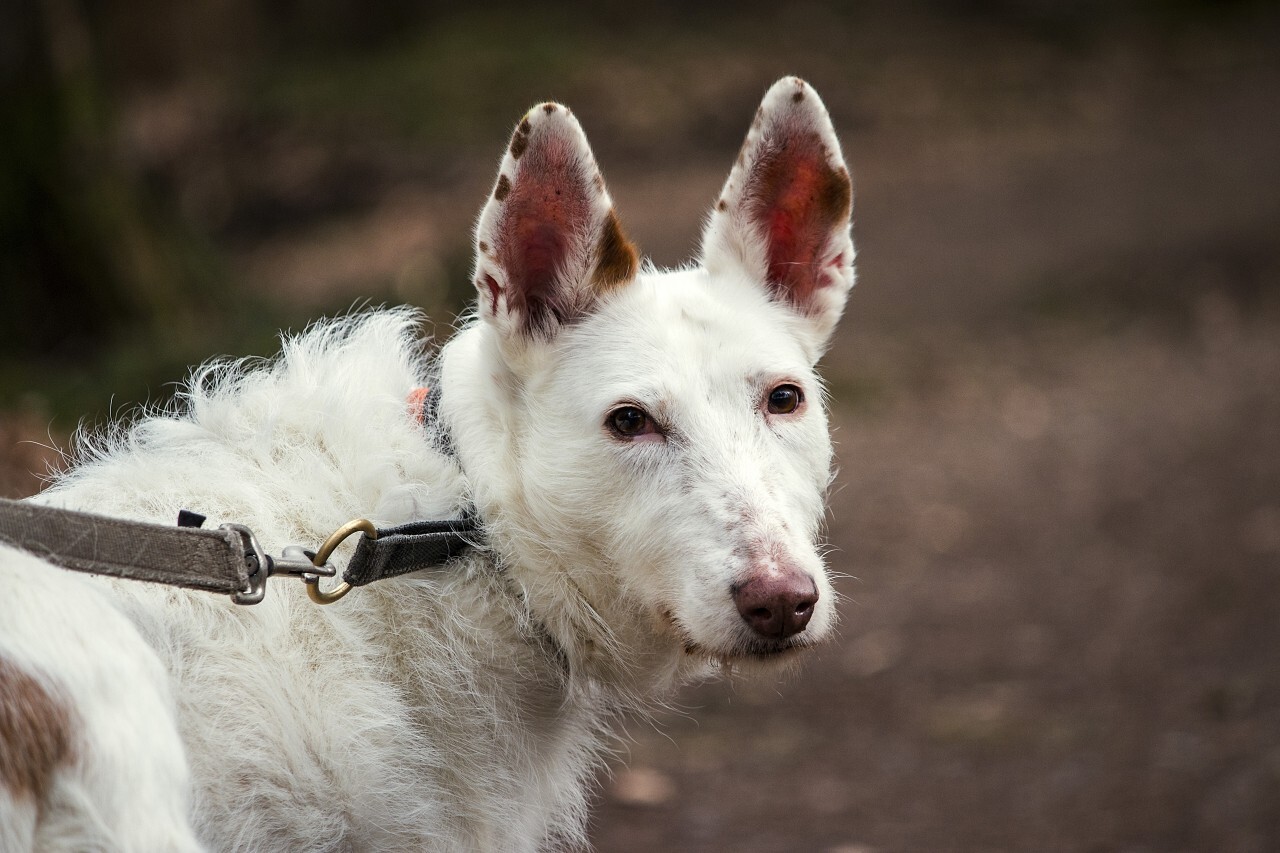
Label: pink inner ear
xmin=494 ymin=137 xmax=592 ymax=332
xmin=749 ymin=134 xmax=852 ymax=312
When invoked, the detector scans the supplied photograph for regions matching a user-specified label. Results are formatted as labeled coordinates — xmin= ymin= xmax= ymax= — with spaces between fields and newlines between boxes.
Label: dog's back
xmin=1 ymin=77 xmax=854 ymax=851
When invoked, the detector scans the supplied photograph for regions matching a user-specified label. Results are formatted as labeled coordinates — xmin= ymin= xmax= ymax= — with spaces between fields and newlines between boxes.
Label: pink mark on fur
xmin=406 ymin=387 xmax=430 ymax=424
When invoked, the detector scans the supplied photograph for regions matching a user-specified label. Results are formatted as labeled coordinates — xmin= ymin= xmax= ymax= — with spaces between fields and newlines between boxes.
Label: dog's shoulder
xmin=42 ymin=308 xmax=466 ymax=538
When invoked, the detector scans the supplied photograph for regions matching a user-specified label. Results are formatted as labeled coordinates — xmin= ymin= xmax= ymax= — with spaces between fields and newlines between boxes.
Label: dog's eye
xmin=608 ymin=406 xmax=654 ymax=438
xmin=766 ymin=384 xmax=804 ymax=415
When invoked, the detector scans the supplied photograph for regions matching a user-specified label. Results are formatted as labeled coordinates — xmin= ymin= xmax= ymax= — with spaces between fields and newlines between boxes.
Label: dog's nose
xmin=733 ymin=571 xmax=819 ymax=639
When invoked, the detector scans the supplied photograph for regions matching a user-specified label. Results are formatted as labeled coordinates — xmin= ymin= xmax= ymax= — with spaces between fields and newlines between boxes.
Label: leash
xmin=0 ymin=498 xmax=480 ymax=606
xmin=0 ymin=386 xmax=480 ymax=605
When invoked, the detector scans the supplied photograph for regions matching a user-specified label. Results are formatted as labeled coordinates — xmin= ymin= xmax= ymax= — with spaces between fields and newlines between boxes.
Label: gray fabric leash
xmin=0 ymin=386 xmax=479 ymax=604
xmin=0 ymin=498 xmax=254 ymax=597
xmin=0 ymin=498 xmax=480 ymax=606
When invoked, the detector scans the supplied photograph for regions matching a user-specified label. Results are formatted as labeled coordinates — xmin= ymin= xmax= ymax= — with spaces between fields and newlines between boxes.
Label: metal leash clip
xmin=222 ymin=523 xmax=338 ymax=605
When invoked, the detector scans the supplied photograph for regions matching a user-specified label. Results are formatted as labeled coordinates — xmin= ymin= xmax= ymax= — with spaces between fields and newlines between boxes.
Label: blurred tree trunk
xmin=0 ymin=0 xmax=209 ymax=361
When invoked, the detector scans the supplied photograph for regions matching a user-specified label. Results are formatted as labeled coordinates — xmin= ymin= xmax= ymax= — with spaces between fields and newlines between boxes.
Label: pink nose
xmin=732 ymin=571 xmax=819 ymax=639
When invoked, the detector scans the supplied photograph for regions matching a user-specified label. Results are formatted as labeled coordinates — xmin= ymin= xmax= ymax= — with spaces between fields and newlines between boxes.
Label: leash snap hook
xmin=304 ymin=518 xmax=378 ymax=605
xmin=223 ymin=523 xmax=339 ymax=606
xmin=224 ymin=523 xmax=269 ymax=605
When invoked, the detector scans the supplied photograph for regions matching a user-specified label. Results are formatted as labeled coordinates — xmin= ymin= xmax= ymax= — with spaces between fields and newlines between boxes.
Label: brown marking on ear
xmin=494 ymin=174 xmax=512 ymax=201
xmin=480 ymin=275 xmax=501 ymax=316
xmin=746 ymin=132 xmax=852 ymax=311
xmin=0 ymin=657 xmax=74 ymax=803
xmin=591 ymin=208 xmax=639 ymax=292
xmin=510 ymin=131 xmax=529 ymax=160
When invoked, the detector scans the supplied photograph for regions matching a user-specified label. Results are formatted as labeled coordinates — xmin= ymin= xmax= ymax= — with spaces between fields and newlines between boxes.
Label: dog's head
xmin=443 ymin=77 xmax=853 ymax=680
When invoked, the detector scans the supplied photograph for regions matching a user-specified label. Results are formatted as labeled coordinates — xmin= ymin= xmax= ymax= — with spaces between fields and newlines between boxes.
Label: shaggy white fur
xmin=0 ymin=76 xmax=854 ymax=851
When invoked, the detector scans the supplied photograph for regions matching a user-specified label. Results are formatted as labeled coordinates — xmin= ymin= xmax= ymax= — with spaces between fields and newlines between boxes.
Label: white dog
xmin=0 ymin=76 xmax=854 ymax=851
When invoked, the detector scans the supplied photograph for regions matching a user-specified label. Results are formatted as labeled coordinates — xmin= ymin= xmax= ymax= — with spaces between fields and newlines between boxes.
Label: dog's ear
xmin=700 ymin=77 xmax=854 ymax=356
xmin=473 ymin=103 xmax=639 ymax=344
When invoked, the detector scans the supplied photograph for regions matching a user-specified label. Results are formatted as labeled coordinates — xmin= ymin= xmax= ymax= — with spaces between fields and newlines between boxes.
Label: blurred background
xmin=3 ymin=0 xmax=1279 ymax=849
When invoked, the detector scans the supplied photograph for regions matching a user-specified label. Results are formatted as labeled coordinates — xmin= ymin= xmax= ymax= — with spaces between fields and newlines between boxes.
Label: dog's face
xmin=450 ymin=77 xmax=853 ymax=668
xmin=541 ymin=272 xmax=841 ymax=661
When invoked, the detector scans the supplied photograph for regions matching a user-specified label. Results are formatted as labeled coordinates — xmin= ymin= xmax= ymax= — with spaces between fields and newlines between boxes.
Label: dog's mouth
xmin=659 ymin=608 xmax=823 ymax=662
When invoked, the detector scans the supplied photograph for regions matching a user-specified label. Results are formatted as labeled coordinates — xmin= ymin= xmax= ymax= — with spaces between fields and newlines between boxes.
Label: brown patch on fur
xmin=590 ymin=209 xmax=639 ymax=292
xmin=792 ymin=90 xmax=805 ymax=103
xmin=494 ymin=174 xmax=512 ymax=201
xmin=478 ymin=240 xmax=489 ymax=253
xmin=0 ymin=657 xmax=74 ymax=802
xmin=717 ymin=199 xmax=728 ymax=211
xmin=543 ymin=103 xmax=556 ymax=114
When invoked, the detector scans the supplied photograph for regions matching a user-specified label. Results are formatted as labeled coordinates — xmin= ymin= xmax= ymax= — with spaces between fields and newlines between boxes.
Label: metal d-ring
xmin=304 ymin=518 xmax=377 ymax=604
